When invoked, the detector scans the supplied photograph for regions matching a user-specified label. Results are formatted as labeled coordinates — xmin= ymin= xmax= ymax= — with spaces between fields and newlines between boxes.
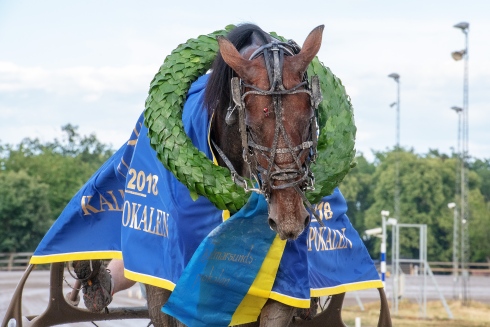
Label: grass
xmin=341 ymin=299 xmax=490 ymax=327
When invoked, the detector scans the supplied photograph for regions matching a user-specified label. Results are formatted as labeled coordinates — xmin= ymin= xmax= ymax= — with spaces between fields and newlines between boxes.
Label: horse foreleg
xmin=259 ymin=299 xmax=295 ymax=327
xmin=145 ymin=284 xmax=186 ymax=327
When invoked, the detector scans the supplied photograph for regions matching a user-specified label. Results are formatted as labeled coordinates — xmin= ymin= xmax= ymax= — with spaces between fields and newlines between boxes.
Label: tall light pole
xmin=452 ymin=21 xmax=470 ymax=305
xmin=451 ymin=106 xmax=463 ymax=160
xmin=388 ymin=73 xmax=401 ymax=225
xmin=450 ymin=105 xmax=463 ymax=300
xmin=448 ymin=202 xmax=459 ymax=299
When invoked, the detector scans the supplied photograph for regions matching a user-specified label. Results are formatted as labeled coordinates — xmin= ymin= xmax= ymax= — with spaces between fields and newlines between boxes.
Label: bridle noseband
xmin=213 ymin=39 xmax=324 ymax=224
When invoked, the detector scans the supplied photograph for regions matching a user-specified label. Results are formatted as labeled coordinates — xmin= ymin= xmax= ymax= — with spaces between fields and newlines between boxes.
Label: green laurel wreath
xmin=144 ymin=26 xmax=356 ymax=213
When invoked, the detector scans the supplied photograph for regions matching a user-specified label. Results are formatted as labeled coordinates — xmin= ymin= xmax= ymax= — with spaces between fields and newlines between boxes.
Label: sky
xmin=0 ymin=0 xmax=488 ymax=162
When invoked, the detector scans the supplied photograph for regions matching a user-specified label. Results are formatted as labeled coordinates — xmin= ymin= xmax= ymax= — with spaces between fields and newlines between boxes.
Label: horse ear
xmin=217 ymin=36 xmax=254 ymax=80
xmin=289 ymin=25 xmax=324 ymax=74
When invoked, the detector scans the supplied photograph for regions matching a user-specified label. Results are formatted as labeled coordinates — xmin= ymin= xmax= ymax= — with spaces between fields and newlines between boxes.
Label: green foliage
xmin=471 ymin=159 xmax=490 ymax=202
xmin=364 ymin=151 xmax=454 ymax=260
xmin=0 ymin=170 xmax=52 ymax=252
xmin=1 ymin=124 xmax=113 ymax=219
xmin=468 ymin=190 xmax=490 ymax=262
xmin=0 ymin=125 xmax=113 ymax=251
xmin=345 ymin=148 xmax=490 ymax=263
xmin=306 ymin=59 xmax=356 ymax=203
xmin=339 ymin=154 xmax=376 ymax=232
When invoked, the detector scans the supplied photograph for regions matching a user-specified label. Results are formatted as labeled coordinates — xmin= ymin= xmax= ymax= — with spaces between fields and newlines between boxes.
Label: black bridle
xmin=212 ymin=39 xmax=323 ymax=224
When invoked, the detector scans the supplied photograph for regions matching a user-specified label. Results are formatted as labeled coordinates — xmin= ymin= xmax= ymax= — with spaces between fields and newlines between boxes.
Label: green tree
xmin=465 ymin=159 xmax=490 ymax=262
xmin=2 ymin=125 xmax=113 ymax=219
xmin=358 ymin=148 xmax=490 ymax=263
xmin=339 ymin=152 xmax=376 ymax=233
xmin=471 ymin=158 xmax=490 ymax=202
xmin=468 ymin=189 xmax=490 ymax=262
xmin=0 ymin=170 xmax=52 ymax=252
xmin=364 ymin=150 xmax=457 ymax=261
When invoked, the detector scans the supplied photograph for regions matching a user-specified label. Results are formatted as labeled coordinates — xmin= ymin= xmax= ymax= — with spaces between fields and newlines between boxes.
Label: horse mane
xmin=204 ymin=23 xmax=271 ymax=116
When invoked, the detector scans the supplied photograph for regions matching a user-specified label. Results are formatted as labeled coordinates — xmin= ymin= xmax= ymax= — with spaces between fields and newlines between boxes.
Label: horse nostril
xmin=304 ymin=215 xmax=310 ymax=228
xmin=268 ymin=218 xmax=277 ymax=231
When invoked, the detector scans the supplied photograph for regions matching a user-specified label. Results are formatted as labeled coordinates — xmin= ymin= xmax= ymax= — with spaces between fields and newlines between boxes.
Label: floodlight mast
xmin=448 ymin=202 xmax=459 ymax=299
xmin=449 ymin=105 xmax=462 ymax=298
xmin=388 ymin=73 xmax=401 ymax=239
xmin=452 ymin=21 xmax=470 ymax=305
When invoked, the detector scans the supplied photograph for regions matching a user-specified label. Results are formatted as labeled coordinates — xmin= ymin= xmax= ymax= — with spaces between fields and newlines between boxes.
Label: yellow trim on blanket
xmin=29 ymin=251 xmax=122 ymax=264
xmin=124 ymin=268 xmax=176 ymax=291
xmin=230 ymin=235 xmax=287 ymax=325
xmin=310 ymin=280 xmax=384 ymax=297
xmin=269 ymin=291 xmax=311 ymax=309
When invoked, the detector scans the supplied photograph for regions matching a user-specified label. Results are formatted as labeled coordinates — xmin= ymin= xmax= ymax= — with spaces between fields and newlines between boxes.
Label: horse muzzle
xmin=267 ymin=190 xmax=310 ymax=240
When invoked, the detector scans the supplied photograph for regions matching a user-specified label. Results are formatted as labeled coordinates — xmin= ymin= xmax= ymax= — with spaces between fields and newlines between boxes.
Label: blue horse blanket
xmin=31 ymin=74 xmax=382 ymax=326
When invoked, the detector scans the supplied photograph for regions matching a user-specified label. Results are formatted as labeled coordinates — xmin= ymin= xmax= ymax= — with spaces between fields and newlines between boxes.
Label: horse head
xmin=216 ymin=25 xmax=324 ymax=240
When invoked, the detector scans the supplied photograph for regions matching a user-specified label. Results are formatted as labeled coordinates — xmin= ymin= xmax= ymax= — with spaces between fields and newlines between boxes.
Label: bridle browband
xmin=213 ymin=39 xmax=324 ymax=225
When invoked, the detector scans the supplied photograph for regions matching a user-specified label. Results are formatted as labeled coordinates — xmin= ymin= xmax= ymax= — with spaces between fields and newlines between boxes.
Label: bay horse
xmin=1 ymin=24 xmax=392 ymax=327
xmin=146 ymin=23 xmax=325 ymax=327
xmin=209 ymin=23 xmax=322 ymax=240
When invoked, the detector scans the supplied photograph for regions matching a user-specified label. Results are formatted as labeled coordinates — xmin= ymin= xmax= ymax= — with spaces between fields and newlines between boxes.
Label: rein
xmin=213 ymin=39 xmax=323 ymax=224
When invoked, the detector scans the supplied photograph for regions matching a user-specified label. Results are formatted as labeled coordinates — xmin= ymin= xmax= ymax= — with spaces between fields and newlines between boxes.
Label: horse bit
xmin=213 ymin=39 xmax=324 ymax=224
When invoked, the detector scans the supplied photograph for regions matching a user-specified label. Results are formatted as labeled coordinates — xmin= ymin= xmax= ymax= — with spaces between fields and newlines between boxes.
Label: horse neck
xmin=211 ymin=109 xmax=248 ymax=177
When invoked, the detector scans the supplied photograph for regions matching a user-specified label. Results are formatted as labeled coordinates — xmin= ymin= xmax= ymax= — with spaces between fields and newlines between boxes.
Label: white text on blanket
xmin=308 ymin=201 xmax=353 ymax=252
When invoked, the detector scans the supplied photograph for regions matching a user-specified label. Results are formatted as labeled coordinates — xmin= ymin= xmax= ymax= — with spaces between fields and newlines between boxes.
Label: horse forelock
xmin=203 ymin=24 xmax=271 ymax=117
